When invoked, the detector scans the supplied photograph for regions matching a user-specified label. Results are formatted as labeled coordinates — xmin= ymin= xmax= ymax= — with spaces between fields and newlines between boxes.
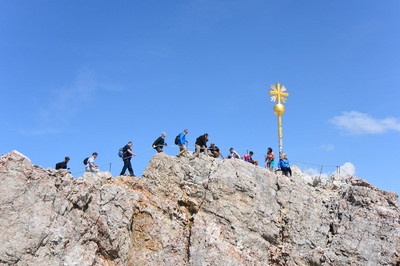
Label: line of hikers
xmin=55 ymin=129 xmax=292 ymax=177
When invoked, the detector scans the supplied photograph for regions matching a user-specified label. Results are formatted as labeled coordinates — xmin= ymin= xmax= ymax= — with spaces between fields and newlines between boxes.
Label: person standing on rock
xmin=194 ymin=133 xmax=208 ymax=157
xmin=278 ymin=153 xmax=292 ymax=177
xmin=265 ymin=147 xmax=275 ymax=171
xmin=243 ymin=151 xmax=258 ymax=166
xmin=152 ymin=132 xmax=167 ymax=153
xmin=120 ymin=141 xmax=137 ymax=176
xmin=86 ymin=152 xmax=99 ymax=173
xmin=227 ymin=148 xmax=241 ymax=159
xmin=207 ymin=143 xmax=224 ymax=159
xmin=176 ymin=129 xmax=189 ymax=157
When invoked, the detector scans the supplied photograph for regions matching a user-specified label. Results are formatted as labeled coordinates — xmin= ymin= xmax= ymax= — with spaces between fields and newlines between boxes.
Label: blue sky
xmin=1 ymin=1 xmax=399 ymax=194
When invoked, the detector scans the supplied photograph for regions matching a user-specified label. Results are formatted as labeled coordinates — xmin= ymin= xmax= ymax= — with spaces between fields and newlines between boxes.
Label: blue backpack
xmin=118 ymin=147 xmax=124 ymax=158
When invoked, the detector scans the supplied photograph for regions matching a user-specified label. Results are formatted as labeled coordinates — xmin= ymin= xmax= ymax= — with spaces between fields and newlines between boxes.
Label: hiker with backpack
xmin=55 ymin=156 xmax=70 ymax=171
xmin=194 ymin=133 xmax=208 ymax=157
xmin=120 ymin=141 xmax=137 ymax=177
xmin=152 ymin=132 xmax=167 ymax=153
xmin=85 ymin=152 xmax=99 ymax=173
xmin=176 ymin=129 xmax=189 ymax=157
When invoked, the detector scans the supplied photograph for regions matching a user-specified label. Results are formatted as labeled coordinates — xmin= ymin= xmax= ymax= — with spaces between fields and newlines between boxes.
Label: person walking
xmin=194 ymin=133 xmax=208 ymax=157
xmin=120 ymin=141 xmax=137 ymax=176
xmin=278 ymin=153 xmax=292 ymax=177
xmin=265 ymin=147 xmax=275 ymax=171
xmin=207 ymin=143 xmax=224 ymax=159
xmin=152 ymin=132 xmax=167 ymax=153
xmin=227 ymin=148 xmax=241 ymax=159
xmin=85 ymin=152 xmax=99 ymax=173
xmin=176 ymin=129 xmax=189 ymax=157
xmin=243 ymin=151 xmax=258 ymax=165
xmin=56 ymin=156 xmax=70 ymax=170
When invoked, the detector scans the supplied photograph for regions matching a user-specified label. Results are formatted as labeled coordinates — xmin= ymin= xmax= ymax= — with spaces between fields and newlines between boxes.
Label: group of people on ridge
xmin=55 ymin=129 xmax=292 ymax=177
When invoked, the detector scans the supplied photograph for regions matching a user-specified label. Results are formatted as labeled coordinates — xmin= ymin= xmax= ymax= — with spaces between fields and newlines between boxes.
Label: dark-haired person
xmin=120 ymin=141 xmax=137 ymax=176
xmin=243 ymin=151 xmax=258 ymax=166
xmin=265 ymin=147 xmax=275 ymax=171
xmin=56 ymin=156 xmax=70 ymax=170
xmin=194 ymin=133 xmax=208 ymax=156
xmin=227 ymin=148 xmax=241 ymax=159
xmin=86 ymin=152 xmax=99 ymax=173
xmin=152 ymin=132 xmax=167 ymax=153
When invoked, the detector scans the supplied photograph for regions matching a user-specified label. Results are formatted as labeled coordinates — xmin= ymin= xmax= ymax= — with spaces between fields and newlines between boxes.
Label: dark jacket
xmin=122 ymin=144 xmax=132 ymax=160
xmin=152 ymin=136 xmax=165 ymax=148
xmin=55 ymin=161 xmax=68 ymax=170
xmin=195 ymin=135 xmax=208 ymax=147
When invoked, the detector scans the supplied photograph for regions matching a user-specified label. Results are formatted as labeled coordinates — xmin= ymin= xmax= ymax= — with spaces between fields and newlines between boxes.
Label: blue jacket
xmin=178 ymin=132 xmax=186 ymax=145
xmin=278 ymin=159 xmax=290 ymax=168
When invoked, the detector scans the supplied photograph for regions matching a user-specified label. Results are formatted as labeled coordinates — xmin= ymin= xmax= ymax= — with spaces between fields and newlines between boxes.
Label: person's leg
xmin=254 ymin=160 xmax=259 ymax=166
xmin=127 ymin=159 xmax=134 ymax=176
xmin=282 ymin=167 xmax=288 ymax=176
xmin=156 ymin=146 xmax=163 ymax=153
xmin=120 ymin=159 xmax=128 ymax=175
xmin=288 ymin=167 xmax=292 ymax=177
xmin=177 ymin=145 xmax=187 ymax=156
xmin=194 ymin=144 xmax=201 ymax=156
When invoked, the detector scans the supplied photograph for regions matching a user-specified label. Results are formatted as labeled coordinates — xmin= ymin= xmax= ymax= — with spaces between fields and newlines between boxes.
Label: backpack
xmin=174 ymin=134 xmax=180 ymax=145
xmin=118 ymin=147 xmax=124 ymax=158
xmin=83 ymin=157 xmax=89 ymax=165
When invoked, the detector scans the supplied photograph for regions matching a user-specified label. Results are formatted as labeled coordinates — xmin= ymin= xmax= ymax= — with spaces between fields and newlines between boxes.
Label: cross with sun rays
xmin=268 ymin=82 xmax=289 ymax=159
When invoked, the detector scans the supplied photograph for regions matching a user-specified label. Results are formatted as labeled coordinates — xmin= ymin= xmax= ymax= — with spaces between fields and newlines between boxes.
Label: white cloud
xmin=303 ymin=162 xmax=355 ymax=179
xmin=17 ymin=70 xmax=99 ymax=135
xmin=330 ymin=111 xmax=400 ymax=135
xmin=339 ymin=162 xmax=355 ymax=176
xmin=303 ymin=168 xmax=329 ymax=179
xmin=320 ymin=144 xmax=335 ymax=151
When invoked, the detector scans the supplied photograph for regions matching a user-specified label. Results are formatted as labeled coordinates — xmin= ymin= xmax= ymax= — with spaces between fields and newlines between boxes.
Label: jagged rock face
xmin=0 ymin=151 xmax=399 ymax=265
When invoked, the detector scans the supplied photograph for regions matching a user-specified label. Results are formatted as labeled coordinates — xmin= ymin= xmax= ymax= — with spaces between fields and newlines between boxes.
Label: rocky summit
xmin=0 ymin=151 xmax=399 ymax=265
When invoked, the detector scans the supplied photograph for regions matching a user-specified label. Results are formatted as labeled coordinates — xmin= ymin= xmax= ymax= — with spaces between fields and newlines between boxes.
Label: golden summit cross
xmin=268 ymin=82 xmax=289 ymax=159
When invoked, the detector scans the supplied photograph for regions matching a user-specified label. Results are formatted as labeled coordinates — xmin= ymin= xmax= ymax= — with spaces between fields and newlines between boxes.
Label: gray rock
xmin=0 ymin=151 xmax=398 ymax=265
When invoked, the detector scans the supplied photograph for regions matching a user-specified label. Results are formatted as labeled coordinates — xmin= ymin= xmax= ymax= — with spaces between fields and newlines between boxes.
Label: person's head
xmin=162 ymin=132 xmax=166 ymax=138
xmin=128 ymin=141 xmax=133 ymax=146
xmin=204 ymin=133 xmax=208 ymax=138
xmin=64 ymin=156 xmax=70 ymax=162
xmin=92 ymin=152 xmax=98 ymax=158
xmin=210 ymin=142 xmax=215 ymax=147
xmin=281 ymin=153 xmax=287 ymax=159
xmin=249 ymin=151 xmax=254 ymax=156
xmin=268 ymin=147 xmax=272 ymax=153
xmin=183 ymin=129 xmax=189 ymax=134
xmin=229 ymin=148 xmax=234 ymax=152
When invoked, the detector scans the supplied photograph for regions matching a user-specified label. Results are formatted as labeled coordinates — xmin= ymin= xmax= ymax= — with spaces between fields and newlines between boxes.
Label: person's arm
xmin=90 ymin=159 xmax=98 ymax=168
xmin=128 ymin=149 xmax=137 ymax=156
xmin=219 ymin=151 xmax=224 ymax=159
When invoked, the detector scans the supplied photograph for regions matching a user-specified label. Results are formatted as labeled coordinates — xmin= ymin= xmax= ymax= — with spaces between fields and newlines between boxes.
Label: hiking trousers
xmin=177 ymin=144 xmax=187 ymax=157
xmin=120 ymin=158 xmax=134 ymax=176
